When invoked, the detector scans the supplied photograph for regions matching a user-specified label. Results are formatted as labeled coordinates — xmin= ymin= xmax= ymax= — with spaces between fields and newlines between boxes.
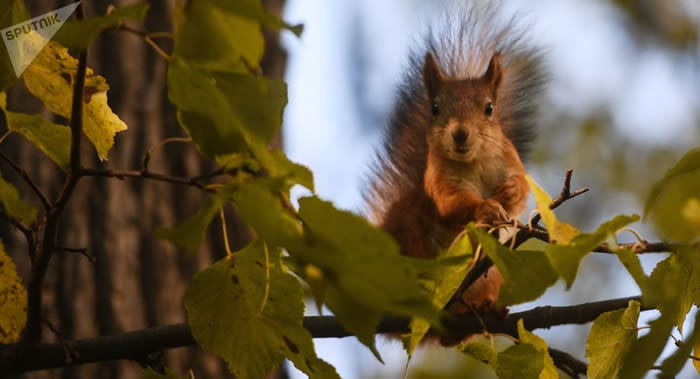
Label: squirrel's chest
xmin=448 ymin=161 xmax=509 ymax=198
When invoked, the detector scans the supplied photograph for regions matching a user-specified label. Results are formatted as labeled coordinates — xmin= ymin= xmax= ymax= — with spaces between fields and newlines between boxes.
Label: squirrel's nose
xmin=451 ymin=129 xmax=468 ymax=144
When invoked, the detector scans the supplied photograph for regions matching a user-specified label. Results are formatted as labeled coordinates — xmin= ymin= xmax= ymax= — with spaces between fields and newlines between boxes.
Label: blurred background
xmin=0 ymin=0 xmax=698 ymax=378
xmin=281 ymin=0 xmax=700 ymax=378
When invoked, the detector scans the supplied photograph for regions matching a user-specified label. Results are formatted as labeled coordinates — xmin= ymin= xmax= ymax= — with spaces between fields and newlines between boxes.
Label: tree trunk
xmin=0 ymin=1 xmax=288 ymax=378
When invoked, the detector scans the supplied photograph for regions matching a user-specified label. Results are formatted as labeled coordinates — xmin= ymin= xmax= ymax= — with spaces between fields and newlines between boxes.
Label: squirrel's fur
xmin=363 ymin=4 xmax=546 ymax=328
xmin=365 ymin=5 xmax=545 ymax=226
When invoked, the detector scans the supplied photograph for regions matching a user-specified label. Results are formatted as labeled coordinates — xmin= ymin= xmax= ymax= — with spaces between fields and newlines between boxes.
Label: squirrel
xmin=363 ymin=5 xmax=545 ymax=338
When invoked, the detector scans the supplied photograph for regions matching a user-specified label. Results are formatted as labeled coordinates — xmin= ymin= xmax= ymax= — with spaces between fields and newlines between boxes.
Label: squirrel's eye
xmin=431 ymin=100 xmax=440 ymax=116
xmin=484 ymin=102 xmax=494 ymax=116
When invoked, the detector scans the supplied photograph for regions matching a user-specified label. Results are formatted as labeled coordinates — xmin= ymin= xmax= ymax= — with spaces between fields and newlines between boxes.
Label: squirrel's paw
xmin=475 ymin=199 xmax=509 ymax=225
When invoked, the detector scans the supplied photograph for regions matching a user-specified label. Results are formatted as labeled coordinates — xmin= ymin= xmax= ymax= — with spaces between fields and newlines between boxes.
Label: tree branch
xmin=0 ymin=210 xmax=36 ymax=262
xmin=78 ymin=168 xmax=220 ymax=192
xmin=530 ymin=168 xmax=589 ymax=226
xmin=55 ymin=246 xmax=96 ymax=263
xmin=23 ymin=3 xmax=87 ymax=345
xmin=549 ymin=347 xmax=587 ymax=378
xmin=0 ymin=296 xmax=646 ymax=373
xmin=445 ymin=168 xmax=671 ymax=310
xmin=78 ymin=166 xmax=256 ymax=192
xmin=0 ymin=151 xmax=51 ymax=210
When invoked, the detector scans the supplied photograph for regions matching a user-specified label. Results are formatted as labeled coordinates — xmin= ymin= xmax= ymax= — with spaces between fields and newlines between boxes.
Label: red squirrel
xmin=364 ymin=6 xmax=545 ymax=336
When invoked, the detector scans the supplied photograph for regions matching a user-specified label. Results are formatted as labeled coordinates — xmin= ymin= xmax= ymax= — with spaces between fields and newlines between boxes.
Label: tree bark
xmin=0 ymin=1 xmax=288 ymax=378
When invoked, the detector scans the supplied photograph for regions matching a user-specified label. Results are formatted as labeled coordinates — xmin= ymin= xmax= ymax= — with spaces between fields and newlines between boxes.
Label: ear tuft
xmin=423 ymin=52 xmax=444 ymax=98
xmin=484 ymin=53 xmax=503 ymax=99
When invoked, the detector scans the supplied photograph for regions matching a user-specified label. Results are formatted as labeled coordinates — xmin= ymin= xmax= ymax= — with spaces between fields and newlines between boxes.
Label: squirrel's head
xmin=423 ymin=52 xmax=506 ymax=163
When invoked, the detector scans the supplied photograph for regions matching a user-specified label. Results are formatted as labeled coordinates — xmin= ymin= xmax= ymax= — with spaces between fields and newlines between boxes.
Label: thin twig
xmin=0 ymin=130 xmax=11 ymax=144
xmin=0 ymin=211 xmax=36 ymax=262
xmin=142 ymin=136 xmax=192 ymax=171
xmin=43 ymin=319 xmax=79 ymax=364
xmin=116 ymin=24 xmax=171 ymax=60
xmin=531 ymin=168 xmax=589 ymax=226
xmin=0 ymin=151 xmax=51 ymax=210
xmin=0 ymin=210 xmax=31 ymax=236
xmin=117 ymin=24 xmax=173 ymax=39
xmin=55 ymin=247 xmax=95 ymax=263
xmin=189 ymin=167 xmax=226 ymax=182
xmin=79 ymin=168 xmax=212 ymax=191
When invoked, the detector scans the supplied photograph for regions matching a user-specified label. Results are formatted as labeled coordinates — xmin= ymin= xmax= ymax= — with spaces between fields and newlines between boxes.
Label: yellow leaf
xmin=0 ymin=239 xmax=27 ymax=343
xmin=682 ymin=197 xmax=700 ymax=234
xmin=517 ymin=319 xmax=559 ymax=379
xmin=21 ymin=33 xmax=126 ymax=160
xmin=525 ymin=176 xmax=579 ymax=244
xmin=0 ymin=91 xmax=71 ymax=170
xmin=0 ymin=171 xmax=37 ymax=225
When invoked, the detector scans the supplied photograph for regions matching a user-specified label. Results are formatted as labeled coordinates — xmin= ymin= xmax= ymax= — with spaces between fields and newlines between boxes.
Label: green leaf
xmin=496 ymin=344 xmax=545 ymax=379
xmin=207 ymin=0 xmax=303 ymax=37
xmin=154 ymin=195 xmax=224 ymax=255
xmin=0 ymin=171 xmax=37 ymax=225
xmin=459 ymin=338 xmax=498 ymax=368
xmin=229 ymin=187 xmax=446 ymax=360
xmin=22 ymin=38 xmax=127 ymax=160
xmin=214 ymin=153 xmax=259 ymax=171
xmin=675 ymin=245 xmax=700 ymax=331
xmin=230 ymin=179 xmax=303 ymax=249
xmin=460 ymin=323 xmax=556 ymax=378
xmin=53 ymin=3 xmax=150 ymax=50
xmin=297 ymin=196 xmax=440 ymax=319
xmin=658 ymin=312 xmax=700 ymax=377
xmin=174 ymin=1 xmax=263 ymax=71
xmin=0 ymin=0 xmax=29 ymax=91
xmin=517 ymin=319 xmax=558 ymax=379
xmin=470 ymin=227 xmax=557 ymax=305
xmin=325 ymin=286 xmax=384 ymax=362
xmin=184 ymin=240 xmax=338 ymax=379
xmin=167 ymin=59 xmax=288 ymax=175
xmin=545 ymin=214 xmax=639 ymax=288
xmin=618 ymin=309 xmax=678 ymax=379
xmin=644 ymin=148 xmax=700 ymax=242
xmin=614 ymin=248 xmax=652 ymax=300
xmin=0 ymin=95 xmax=71 ymax=170
xmin=0 ymin=239 xmax=27 ymax=343
xmin=647 ymin=248 xmax=699 ymax=332
xmin=402 ymin=231 xmax=473 ymax=356
xmin=645 ymin=148 xmax=700 ymax=216
xmin=613 ymin=247 xmax=693 ymax=331
xmin=682 ymin=197 xmax=700 ymax=236
xmin=271 ymin=150 xmax=314 ymax=192
xmin=525 ymin=175 xmax=579 ymax=244
xmin=585 ymin=300 xmax=640 ymax=379
xmin=296 ymin=196 xmax=452 ymax=357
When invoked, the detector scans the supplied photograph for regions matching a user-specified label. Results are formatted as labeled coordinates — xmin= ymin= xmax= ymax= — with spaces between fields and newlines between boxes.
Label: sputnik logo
xmin=1 ymin=1 xmax=81 ymax=77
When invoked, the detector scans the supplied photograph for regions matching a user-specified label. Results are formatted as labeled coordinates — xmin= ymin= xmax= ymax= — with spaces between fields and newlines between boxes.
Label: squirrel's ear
xmin=484 ymin=53 xmax=503 ymax=99
xmin=423 ymin=52 xmax=443 ymax=97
